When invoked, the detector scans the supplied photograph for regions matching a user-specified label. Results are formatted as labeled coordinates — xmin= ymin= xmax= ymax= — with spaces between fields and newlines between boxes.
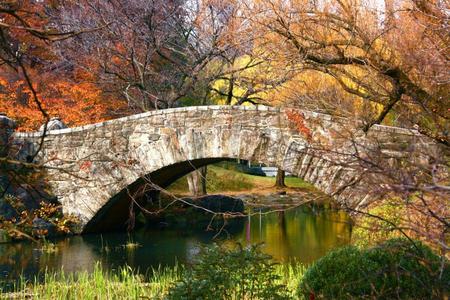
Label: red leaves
xmin=79 ymin=160 xmax=92 ymax=172
xmin=286 ymin=109 xmax=312 ymax=141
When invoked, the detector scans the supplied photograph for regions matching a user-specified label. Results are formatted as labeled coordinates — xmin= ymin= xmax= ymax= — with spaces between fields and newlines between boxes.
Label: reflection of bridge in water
xmin=6 ymin=105 xmax=432 ymax=233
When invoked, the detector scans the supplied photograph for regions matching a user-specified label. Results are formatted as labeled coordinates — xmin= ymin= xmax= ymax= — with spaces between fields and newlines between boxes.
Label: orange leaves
xmin=0 ymin=72 xmax=127 ymax=131
xmin=0 ymin=0 xmax=129 ymax=132
xmin=286 ymin=109 xmax=312 ymax=141
xmin=0 ymin=76 xmax=44 ymax=130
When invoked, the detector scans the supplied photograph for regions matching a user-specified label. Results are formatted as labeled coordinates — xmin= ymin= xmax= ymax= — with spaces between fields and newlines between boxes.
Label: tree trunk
xmin=226 ymin=74 xmax=235 ymax=105
xmin=187 ymin=166 xmax=207 ymax=196
xmin=200 ymin=166 xmax=207 ymax=195
xmin=275 ymin=168 xmax=286 ymax=188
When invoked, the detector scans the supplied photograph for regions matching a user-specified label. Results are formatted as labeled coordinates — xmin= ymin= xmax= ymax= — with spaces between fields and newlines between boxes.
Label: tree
xmin=0 ymin=1 xmax=125 ymax=130
xmin=275 ymin=169 xmax=286 ymax=188
xmin=243 ymin=0 xmax=448 ymax=258
xmin=54 ymin=0 xmax=250 ymax=111
xmin=247 ymin=0 xmax=448 ymax=145
xmin=187 ymin=166 xmax=208 ymax=196
xmin=0 ymin=0 xmax=96 ymax=240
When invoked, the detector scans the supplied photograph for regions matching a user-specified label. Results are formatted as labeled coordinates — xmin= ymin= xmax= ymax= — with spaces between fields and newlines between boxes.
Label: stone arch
xmin=83 ymin=158 xmax=224 ymax=232
xmin=11 ymin=106 xmax=423 ymax=233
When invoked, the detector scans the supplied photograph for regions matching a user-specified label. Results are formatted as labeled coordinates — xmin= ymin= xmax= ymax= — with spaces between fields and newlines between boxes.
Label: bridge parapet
xmin=12 ymin=105 xmax=420 ymax=138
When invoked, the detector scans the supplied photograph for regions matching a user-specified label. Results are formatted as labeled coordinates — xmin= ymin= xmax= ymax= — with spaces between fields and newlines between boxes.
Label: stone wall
xmin=0 ymin=113 xmax=17 ymax=201
xmin=0 ymin=113 xmax=16 ymax=158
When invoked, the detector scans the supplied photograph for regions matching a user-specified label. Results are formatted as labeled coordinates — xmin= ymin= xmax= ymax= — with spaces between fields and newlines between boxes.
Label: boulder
xmin=0 ymin=113 xmax=16 ymax=157
xmin=39 ymin=117 xmax=67 ymax=131
xmin=32 ymin=217 xmax=57 ymax=236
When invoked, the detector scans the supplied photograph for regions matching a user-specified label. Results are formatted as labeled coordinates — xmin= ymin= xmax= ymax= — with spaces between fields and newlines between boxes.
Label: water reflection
xmin=234 ymin=207 xmax=351 ymax=262
xmin=0 ymin=202 xmax=351 ymax=290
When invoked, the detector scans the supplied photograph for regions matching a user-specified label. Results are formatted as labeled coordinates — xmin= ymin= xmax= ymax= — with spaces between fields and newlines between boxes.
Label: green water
xmin=0 ymin=200 xmax=351 ymax=289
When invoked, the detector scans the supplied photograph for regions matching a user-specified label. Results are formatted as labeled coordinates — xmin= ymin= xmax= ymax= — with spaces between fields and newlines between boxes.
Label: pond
xmin=0 ymin=196 xmax=351 ymax=290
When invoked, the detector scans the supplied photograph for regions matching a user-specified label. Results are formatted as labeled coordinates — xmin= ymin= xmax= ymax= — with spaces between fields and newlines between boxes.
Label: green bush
xmin=365 ymin=239 xmax=449 ymax=299
xmin=298 ymin=246 xmax=380 ymax=299
xmin=168 ymin=244 xmax=289 ymax=300
xmin=299 ymin=238 xmax=449 ymax=299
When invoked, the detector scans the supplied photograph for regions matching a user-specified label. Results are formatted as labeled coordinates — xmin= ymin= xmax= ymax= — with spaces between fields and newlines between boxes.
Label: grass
xmin=275 ymin=262 xmax=307 ymax=299
xmin=10 ymin=263 xmax=182 ymax=300
xmin=122 ymin=241 xmax=140 ymax=251
xmin=7 ymin=262 xmax=306 ymax=299
xmin=167 ymin=164 xmax=315 ymax=195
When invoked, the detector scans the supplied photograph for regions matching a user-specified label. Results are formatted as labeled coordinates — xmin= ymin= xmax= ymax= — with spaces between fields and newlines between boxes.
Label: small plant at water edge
xmin=121 ymin=236 xmax=140 ymax=251
xmin=168 ymin=243 xmax=290 ymax=300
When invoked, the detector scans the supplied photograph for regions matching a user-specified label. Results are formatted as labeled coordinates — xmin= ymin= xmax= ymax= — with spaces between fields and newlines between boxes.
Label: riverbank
xmin=166 ymin=164 xmax=316 ymax=195
xmin=4 ymin=261 xmax=305 ymax=299
xmin=164 ymin=164 xmax=334 ymax=209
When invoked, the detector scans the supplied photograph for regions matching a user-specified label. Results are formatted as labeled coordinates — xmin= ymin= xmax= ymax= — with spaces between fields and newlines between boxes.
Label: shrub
xmin=365 ymin=239 xmax=449 ymax=299
xmin=299 ymin=246 xmax=380 ymax=299
xmin=168 ymin=244 xmax=289 ymax=300
xmin=299 ymin=238 xmax=449 ymax=299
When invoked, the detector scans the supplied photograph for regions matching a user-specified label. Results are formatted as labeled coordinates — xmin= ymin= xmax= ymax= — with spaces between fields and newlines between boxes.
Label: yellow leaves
xmin=209 ymin=55 xmax=276 ymax=105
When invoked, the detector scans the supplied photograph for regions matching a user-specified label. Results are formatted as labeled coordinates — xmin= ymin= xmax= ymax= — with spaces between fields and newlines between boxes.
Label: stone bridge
xmin=5 ymin=106 xmax=430 ymax=233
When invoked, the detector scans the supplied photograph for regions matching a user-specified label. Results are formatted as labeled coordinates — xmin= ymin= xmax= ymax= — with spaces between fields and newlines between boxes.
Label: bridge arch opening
xmin=82 ymin=157 xmax=315 ymax=233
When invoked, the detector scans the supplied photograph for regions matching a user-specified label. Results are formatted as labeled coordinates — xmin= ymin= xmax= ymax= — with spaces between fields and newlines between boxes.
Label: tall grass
xmin=121 ymin=235 xmax=141 ymax=251
xmin=8 ymin=261 xmax=305 ymax=299
xmin=274 ymin=262 xmax=307 ymax=298
xmin=11 ymin=263 xmax=182 ymax=300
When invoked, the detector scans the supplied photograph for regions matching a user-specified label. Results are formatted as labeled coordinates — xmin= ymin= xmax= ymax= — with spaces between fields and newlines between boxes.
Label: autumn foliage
xmin=286 ymin=109 xmax=312 ymax=141
xmin=0 ymin=71 xmax=126 ymax=131
xmin=0 ymin=0 xmax=127 ymax=131
xmin=0 ymin=0 xmax=448 ymax=255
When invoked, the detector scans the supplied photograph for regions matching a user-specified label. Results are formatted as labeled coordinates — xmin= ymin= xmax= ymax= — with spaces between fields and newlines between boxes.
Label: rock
xmin=148 ymin=134 xmax=160 ymax=142
xmin=32 ymin=218 xmax=57 ymax=237
xmin=0 ymin=229 xmax=11 ymax=243
xmin=0 ymin=197 xmax=19 ymax=220
xmin=15 ymin=186 xmax=42 ymax=211
xmin=0 ymin=113 xmax=17 ymax=129
xmin=264 ymin=195 xmax=279 ymax=202
xmin=39 ymin=117 xmax=67 ymax=131
xmin=277 ymin=191 xmax=287 ymax=195
xmin=156 ymin=194 xmax=246 ymax=233
xmin=7 ymin=184 xmax=56 ymax=211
